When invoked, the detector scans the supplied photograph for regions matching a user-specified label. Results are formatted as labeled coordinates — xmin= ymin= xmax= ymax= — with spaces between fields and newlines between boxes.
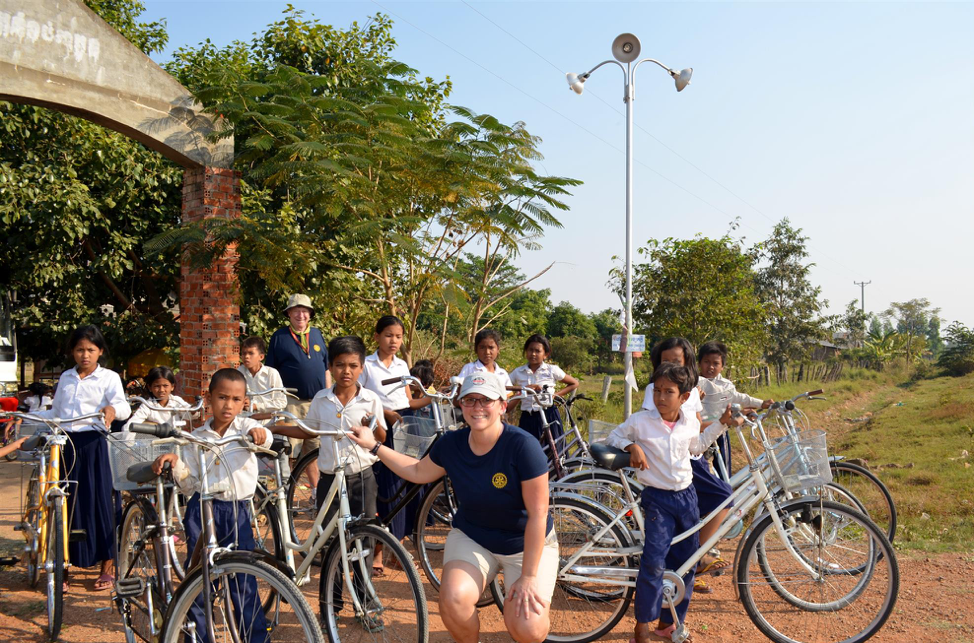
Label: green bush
xmin=551 ymin=336 xmax=596 ymax=374
xmin=938 ymin=322 xmax=974 ymax=377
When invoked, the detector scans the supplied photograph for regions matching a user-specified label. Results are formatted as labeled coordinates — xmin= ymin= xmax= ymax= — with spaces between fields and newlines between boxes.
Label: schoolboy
xmin=238 ymin=336 xmax=288 ymax=422
xmin=152 ymin=368 xmax=273 ymax=640
xmin=270 ymin=336 xmax=387 ymax=621
xmin=698 ymin=341 xmax=773 ymax=472
xmin=607 ymin=363 xmax=742 ymax=642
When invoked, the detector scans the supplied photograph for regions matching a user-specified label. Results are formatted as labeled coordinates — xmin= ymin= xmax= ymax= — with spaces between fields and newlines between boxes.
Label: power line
xmin=854 ymin=280 xmax=872 ymax=313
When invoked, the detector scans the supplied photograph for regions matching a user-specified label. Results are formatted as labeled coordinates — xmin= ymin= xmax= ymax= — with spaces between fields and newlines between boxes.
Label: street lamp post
xmin=566 ymin=33 xmax=692 ymax=419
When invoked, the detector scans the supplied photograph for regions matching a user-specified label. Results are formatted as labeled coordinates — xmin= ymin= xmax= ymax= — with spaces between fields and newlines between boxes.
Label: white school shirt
xmin=35 ymin=365 xmax=131 ymax=431
xmin=307 ymin=385 xmax=388 ymax=475
xmin=510 ymin=363 xmax=567 ymax=412
xmin=238 ymin=364 xmax=287 ymax=413
xmin=698 ymin=374 xmax=763 ymax=423
xmin=642 ymin=383 xmax=705 ymax=460
xmin=458 ymin=360 xmax=514 ymax=391
xmin=172 ymin=416 xmax=273 ymax=502
xmin=359 ymin=352 xmax=411 ymax=411
xmin=606 ymin=407 xmax=727 ymax=491
xmin=123 ymin=395 xmax=192 ymax=431
xmin=24 ymin=395 xmax=53 ymax=412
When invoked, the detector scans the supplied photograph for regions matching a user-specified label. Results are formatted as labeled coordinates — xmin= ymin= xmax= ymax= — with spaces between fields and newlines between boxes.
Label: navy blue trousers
xmin=690 ymin=457 xmax=733 ymax=517
xmin=183 ymin=495 xmax=269 ymax=643
xmin=716 ymin=433 xmax=732 ymax=476
xmin=635 ymin=485 xmax=699 ymax=625
xmin=63 ymin=431 xmax=115 ymax=568
xmin=518 ymin=407 xmax=564 ymax=445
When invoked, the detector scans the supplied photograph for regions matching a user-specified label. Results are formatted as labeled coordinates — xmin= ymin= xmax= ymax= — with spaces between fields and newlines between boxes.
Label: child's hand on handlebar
xmin=625 ymin=443 xmax=649 ymax=470
xmin=761 ymin=398 xmax=774 ymax=409
xmin=100 ymin=405 xmax=117 ymax=426
xmin=345 ymin=425 xmax=379 ymax=452
xmin=247 ymin=426 xmax=268 ymax=446
xmin=152 ymin=453 xmax=179 ymax=475
xmin=720 ymin=404 xmax=745 ymax=427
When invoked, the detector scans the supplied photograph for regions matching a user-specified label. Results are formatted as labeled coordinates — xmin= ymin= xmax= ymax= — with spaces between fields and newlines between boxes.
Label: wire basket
xmin=434 ymin=401 xmax=464 ymax=431
xmin=107 ymin=432 xmax=178 ymax=492
xmin=768 ymin=429 xmax=832 ymax=493
xmin=587 ymin=419 xmax=618 ymax=445
xmin=393 ymin=416 xmax=439 ymax=459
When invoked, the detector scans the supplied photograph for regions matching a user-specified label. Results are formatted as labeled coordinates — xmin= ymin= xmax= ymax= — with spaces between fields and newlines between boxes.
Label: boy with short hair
xmin=697 ymin=341 xmax=773 ymax=472
xmin=271 ymin=335 xmax=387 ymax=623
xmin=152 ymin=368 xmax=274 ymax=642
xmin=238 ymin=336 xmax=287 ymax=422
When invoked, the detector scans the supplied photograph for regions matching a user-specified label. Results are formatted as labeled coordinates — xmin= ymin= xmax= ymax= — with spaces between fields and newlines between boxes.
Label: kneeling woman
xmin=347 ymin=372 xmax=558 ymax=643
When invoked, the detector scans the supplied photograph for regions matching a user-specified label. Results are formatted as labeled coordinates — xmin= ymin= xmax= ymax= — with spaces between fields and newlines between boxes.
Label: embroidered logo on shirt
xmin=492 ymin=473 xmax=508 ymax=489
xmin=314 ymin=345 xmax=321 ymax=352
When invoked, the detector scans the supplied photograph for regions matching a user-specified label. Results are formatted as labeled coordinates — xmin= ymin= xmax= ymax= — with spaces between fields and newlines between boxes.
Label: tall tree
xmin=753 ymin=219 xmax=829 ymax=369
xmin=547 ymin=302 xmax=597 ymax=339
xmin=838 ymin=300 xmax=869 ymax=348
xmin=883 ymin=298 xmax=941 ymax=362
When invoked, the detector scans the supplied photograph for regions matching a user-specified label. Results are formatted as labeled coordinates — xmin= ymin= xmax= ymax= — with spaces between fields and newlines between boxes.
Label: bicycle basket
xmin=434 ymin=401 xmax=464 ymax=430
xmin=107 ymin=433 xmax=178 ymax=492
xmin=392 ymin=416 xmax=439 ymax=459
xmin=769 ymin=429 xmax=832 ymax=493
xmin=587 ymin=419 xmax=618 ymax=445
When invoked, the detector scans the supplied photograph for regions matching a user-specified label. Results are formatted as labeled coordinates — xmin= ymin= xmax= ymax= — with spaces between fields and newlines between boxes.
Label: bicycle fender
xmin=213 ymin=550 xmax=295 ymax=580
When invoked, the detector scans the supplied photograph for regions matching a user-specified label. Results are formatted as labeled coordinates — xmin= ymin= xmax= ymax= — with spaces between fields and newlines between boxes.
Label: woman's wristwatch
xmin=369 ymin=442 xmax=382 ymax=456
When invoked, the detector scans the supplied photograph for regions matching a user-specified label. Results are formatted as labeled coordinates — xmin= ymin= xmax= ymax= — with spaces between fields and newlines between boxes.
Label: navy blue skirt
xmin=375 ymin=408 xmax=426 ymax=540
xmin=518 ymin=406 xmax=564 ymax=445
xmin=62 ymin=430 xmax=115 ymax=568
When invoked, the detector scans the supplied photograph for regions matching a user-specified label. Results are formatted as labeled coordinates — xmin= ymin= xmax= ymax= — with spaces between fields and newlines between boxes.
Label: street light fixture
xmin=565 ymin=34 xmax=692 ymax=419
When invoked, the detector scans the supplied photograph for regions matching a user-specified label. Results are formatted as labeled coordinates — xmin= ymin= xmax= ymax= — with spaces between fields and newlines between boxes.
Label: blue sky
xmin=143 ymin=1 xmax=974 ymax=328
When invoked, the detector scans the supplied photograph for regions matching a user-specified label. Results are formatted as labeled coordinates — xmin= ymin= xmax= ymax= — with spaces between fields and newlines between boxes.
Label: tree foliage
xmin=883 ymin=298 xmax=941 ymax=363
xmin=937 ymin=322 xmax=974 ymax=376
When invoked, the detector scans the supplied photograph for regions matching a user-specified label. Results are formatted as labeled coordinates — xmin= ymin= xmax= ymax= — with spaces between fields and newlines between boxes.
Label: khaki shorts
xmin=286 ymin=399 xmax=320 ymax=456
xmin=443 ymin=528 xmax=559 ymax=602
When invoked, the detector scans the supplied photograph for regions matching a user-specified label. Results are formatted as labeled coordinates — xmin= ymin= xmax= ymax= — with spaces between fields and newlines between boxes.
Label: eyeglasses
xmin=459 ymin=396 xmax=496 ymax=408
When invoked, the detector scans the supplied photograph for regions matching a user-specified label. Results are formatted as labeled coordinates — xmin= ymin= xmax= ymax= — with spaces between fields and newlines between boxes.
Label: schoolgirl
xmin=509 ymin=334 xmax=579 ymax=445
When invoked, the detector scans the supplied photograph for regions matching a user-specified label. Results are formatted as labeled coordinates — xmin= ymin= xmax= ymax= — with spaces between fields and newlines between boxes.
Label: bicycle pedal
xmin=69 ymin=529 xmax=87 ymax=543
xmin=115 ymin=577 xmax=146 ymax=599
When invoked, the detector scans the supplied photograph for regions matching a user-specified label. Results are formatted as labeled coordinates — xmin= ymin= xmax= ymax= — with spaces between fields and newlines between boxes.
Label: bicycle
xmin=533 ymin=406 xmax=899 ymax=643
xmin=4 ymin=410 xmax=104 ymax=641
xmin=117 ymin=421 xmax=324 ymax=643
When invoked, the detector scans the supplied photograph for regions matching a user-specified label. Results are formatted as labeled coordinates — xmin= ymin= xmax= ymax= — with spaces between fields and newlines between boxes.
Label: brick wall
xmin=179 ymin=167 xmax=242 ymax=398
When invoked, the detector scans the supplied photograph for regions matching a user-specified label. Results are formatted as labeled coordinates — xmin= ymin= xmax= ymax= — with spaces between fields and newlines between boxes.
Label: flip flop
xmin=93 ymin=573 xmax=113 ymax=591
xmin=692 ymin=578 xmax=713 ymax=594
xmin=696 ymin=556 xmax=730 ymax=576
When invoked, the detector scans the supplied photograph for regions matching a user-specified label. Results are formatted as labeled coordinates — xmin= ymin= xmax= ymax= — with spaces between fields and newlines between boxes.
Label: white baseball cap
xmin=459 ymin=372 xmax=506 ymax=400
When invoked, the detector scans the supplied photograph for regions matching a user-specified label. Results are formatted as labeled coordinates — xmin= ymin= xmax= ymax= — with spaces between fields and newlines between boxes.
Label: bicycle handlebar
xmin=129 ymin=422 xmax=276 ymax=456
xmin=268 ymin=410 xmax=376 ymax=438
xmin=0 ymin=411 xmax=105 ymax=425
xmin=379 ymin=375 xmax=460 ymax=403
xmin=127 ymin=396 xmax=205 ymax=414
xmin=246 ymin=387 xmax=298 ymax=398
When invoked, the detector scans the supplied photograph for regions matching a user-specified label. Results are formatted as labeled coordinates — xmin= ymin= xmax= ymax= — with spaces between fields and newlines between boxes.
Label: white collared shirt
xmin=359 ymin=352 xmax=411 ymax=411
xmin=24 ymin=395 xmax=53 ymax=412
xmin=238 ymin=364 xmax=287 ymax=413
xmin=510 ymin=363 xmax=567 ymax=412
xmin=642 ymin=382 xmax=705 ymax=460
xmin=698 ymin=374 xmax=763 ymax=423
xmin=306 ymin=385 xmax=388 ymax=475
xmin=458 ymin=360 xmax=513 ymax=391
xmin=606 ymin=407 xmax=727 ymax=491
xmin=123 ymin=395 xmax=192 ymax=431
xmin=172 ymin=416 xmax=273 ymax=501
xmin=35 ymin=365 xmax=131 ymax=431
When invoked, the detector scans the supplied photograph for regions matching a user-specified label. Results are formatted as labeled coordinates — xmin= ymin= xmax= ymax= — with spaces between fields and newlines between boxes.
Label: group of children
xmin=5 ymin=315 xmax=769 ymax=642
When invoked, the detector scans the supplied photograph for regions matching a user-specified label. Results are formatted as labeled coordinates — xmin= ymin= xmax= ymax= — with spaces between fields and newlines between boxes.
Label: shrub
xmin=938 ymin=322 xmax=974 ymax=376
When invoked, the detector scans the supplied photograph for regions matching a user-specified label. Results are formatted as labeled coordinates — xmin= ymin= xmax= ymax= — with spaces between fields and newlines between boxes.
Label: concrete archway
xmin=1 ymin=0 xmax=240 ymax=395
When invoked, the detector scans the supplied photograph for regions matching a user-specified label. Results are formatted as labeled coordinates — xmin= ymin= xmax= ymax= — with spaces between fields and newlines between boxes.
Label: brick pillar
xmin=179 ymin=167 xmax=242 ymax=398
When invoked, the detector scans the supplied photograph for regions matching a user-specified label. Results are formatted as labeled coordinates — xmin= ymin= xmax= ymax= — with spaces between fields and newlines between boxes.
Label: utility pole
xmin=854 ymin=280 xmax=871 ymax=313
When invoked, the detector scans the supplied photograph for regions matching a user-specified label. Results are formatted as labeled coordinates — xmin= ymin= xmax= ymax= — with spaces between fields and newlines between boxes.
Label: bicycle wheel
xmin=551 ymin=469 xmax=643 ymax=531
xmin=414 ymin=478 xmax=494 ymax=608
xmin=320 ymin=522 xmax=428 ymax=643
xmin=45 ymin=497 xmax=64 ymax=641
xmin=251 ymin=485 xmax=284 ymax=561
xmin=738 ymin=499 xmax=898 ymax=643
xmin=24 ymin=476 xmax=41 ymax=588
xmin=166 ymin=488 xmax=189 ymax=580
xmin=542 ymin=494 xmax=635 ymax=643
xmin=284 ymin=449 xmax=319 ymax=546
xmin=160 ymin=557 xmax=322 ymax=643
xmin=118 ymin=499 xmax=166 ymax=641
xmin=829 ymin=461 xmax=897 ymax=543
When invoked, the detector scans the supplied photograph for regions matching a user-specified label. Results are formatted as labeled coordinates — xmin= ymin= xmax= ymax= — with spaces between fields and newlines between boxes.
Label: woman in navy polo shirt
xmin=347 ymin=372 xmax=557 ymax=643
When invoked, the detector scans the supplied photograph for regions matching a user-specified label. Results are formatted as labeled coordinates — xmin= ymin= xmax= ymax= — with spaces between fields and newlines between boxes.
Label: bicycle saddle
xmin=589 ymin=443 xmax=631 ymax=471
xmin=127 ymin=461 xmax=162 ymax=484
xmin=266 ymin=434 xmax=292 ymax=457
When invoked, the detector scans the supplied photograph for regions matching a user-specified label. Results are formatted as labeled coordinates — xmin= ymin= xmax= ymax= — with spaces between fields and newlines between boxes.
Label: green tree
xmin=550 ymin=336 xmax=595 ymax=375
xmin=1 ymin=0 xmax=181 ymax=366
xmin=613 ymin=234 xmax=766 ymax=369
xmin=926 ymin=317 xmax=943 ymax=358
xmin=883 ymin=298 xmax=941 ymax=363
xmin=868 ymin=315 xmax=883 ymax=337
xmin=589 ymin=308 xmax=622 ymax=371
xmin=838 ymin=300 xmax=869 ymax=348
xmin=937 ymin=322 xmax=974 ymax=376
xmin=547 ymin=302 xmax=597 ymax=339
xmin=753 ymin=219 xmax=829 ymax=370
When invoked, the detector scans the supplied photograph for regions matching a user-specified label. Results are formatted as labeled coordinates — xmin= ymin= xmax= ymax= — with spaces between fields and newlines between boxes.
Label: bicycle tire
xmin=829 ymin=461 xmax=897 ymax=543
xmin=118 ymin=498 xmax=166 ymax=641
xmin=45 ymin=497 xmax=64 ymax=641
xmin=165 ymin=489 xmax=189 ymax=580
xmin=413 ymin=478 xmax=494 ymax=608
xmin=251 ymin=485 xmax=284 ymax=561
xmin=737 ymin=499 xmax=898 ymax=643
xmin=284 ymin=448 xmax=319 ymax=546
xmin=24 ymin=476 xmax=41 ymax=588
xmin=160 ymin=557 xmax=322 ymax=643
xmin=551 ymin=469 xmax=643 ymax=531
xmin=320 ymin=522 xmax=428 ymax=643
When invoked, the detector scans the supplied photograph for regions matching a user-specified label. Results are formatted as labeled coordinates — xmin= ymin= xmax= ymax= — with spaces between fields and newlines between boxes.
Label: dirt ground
xmin=1 ymin=459 xmax=972 ymax=643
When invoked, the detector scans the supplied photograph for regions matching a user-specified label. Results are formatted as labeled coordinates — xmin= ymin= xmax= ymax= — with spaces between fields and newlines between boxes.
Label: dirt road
xmin=1 ymin=458 xmax=972 ymax=642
